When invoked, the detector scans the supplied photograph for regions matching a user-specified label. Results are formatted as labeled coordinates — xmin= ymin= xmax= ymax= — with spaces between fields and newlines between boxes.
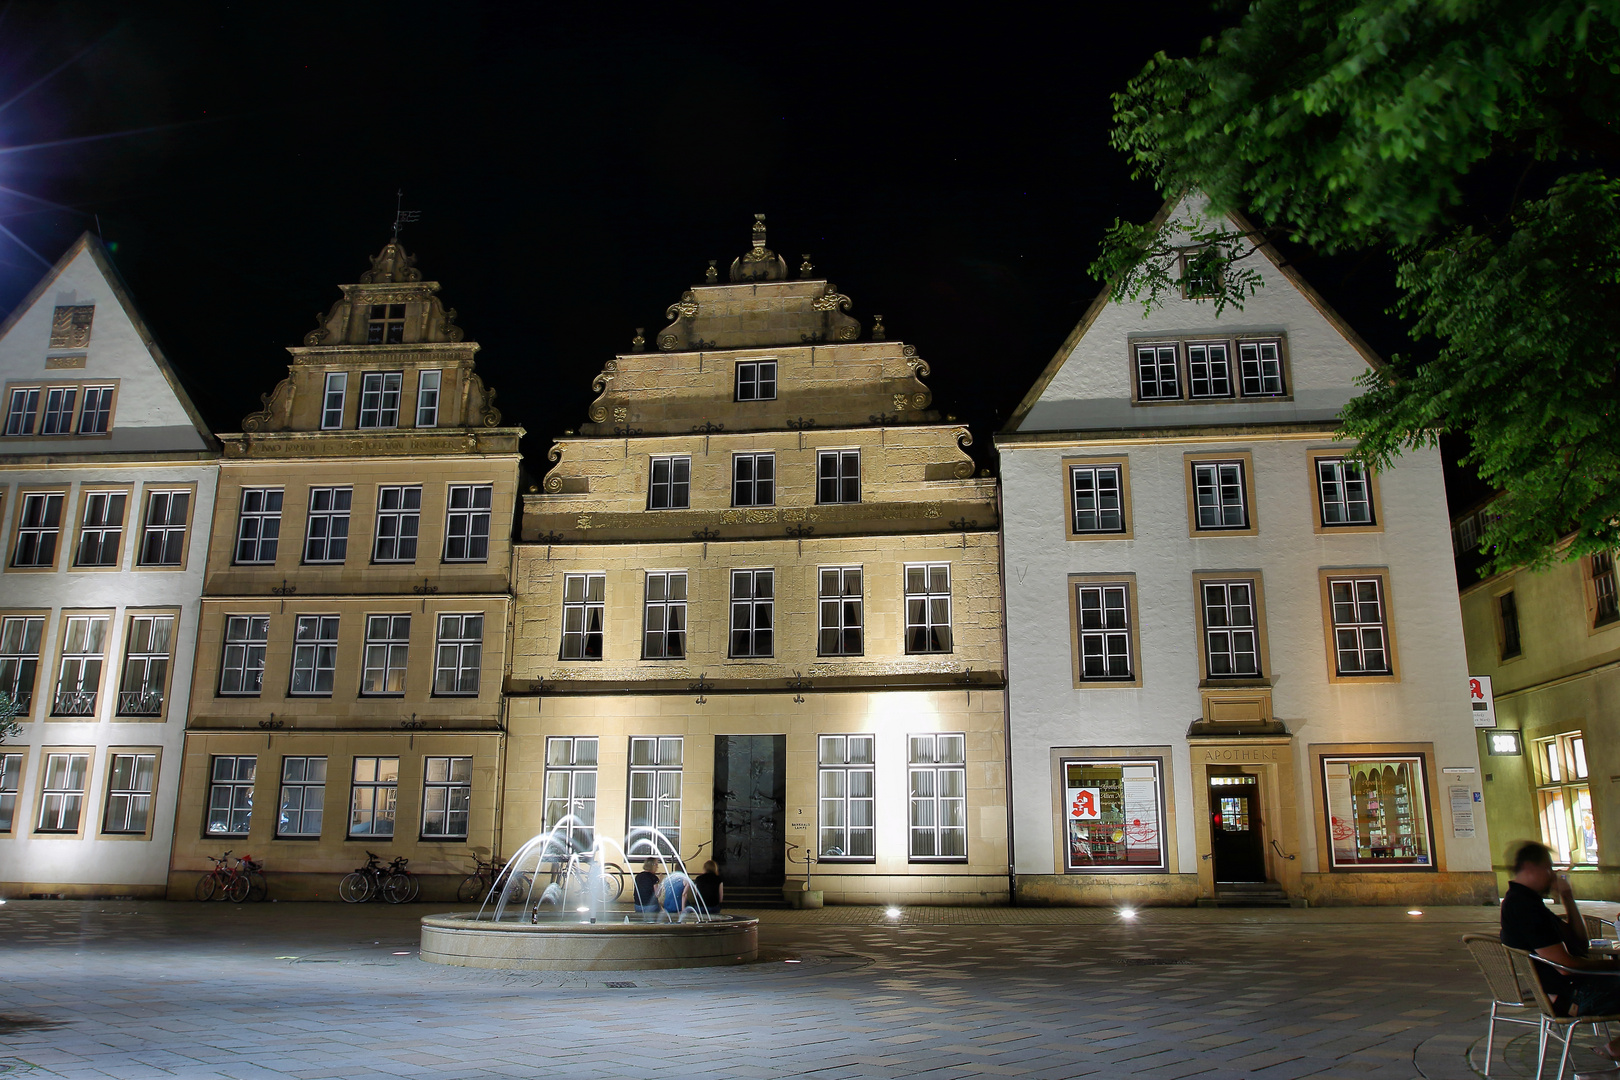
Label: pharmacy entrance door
xmin=1208 ymin=773 xmax=1266 ymax=882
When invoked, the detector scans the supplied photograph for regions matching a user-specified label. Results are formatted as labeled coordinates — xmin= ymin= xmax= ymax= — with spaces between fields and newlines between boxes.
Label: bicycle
xmin=236 ymin=854 xmax=268 ymax=903
xmin=541 ymin=853 xmax=625 ymax=905
xmin=196 ymin=851 xmax=247 ymax=902
xmin=457 ymin=852 xmax=506 ymax=903
xmin=382 ymin=856 xmax=419 ymax=904
xmin=339 ymin=851 xmax=393 ymax=903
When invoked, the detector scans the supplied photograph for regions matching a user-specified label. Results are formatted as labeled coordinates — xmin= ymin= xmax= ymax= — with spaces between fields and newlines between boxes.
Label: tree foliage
xmin=1095 ymin=0 xmax=1620 ymax=573
xmin=0 ymin=693 xmax=19 ymax=745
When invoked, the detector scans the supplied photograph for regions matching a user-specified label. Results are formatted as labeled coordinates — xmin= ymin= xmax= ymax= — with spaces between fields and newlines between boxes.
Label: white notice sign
xmin=1450 ymin=784 xmax=1476 ymax=839
xmin=1469 ymin=676 xmax=1496 ymax=728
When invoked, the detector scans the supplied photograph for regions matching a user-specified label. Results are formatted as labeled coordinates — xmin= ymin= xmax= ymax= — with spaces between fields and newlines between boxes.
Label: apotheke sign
xmin=1469 ymin=677 xmax=1496 ymax=728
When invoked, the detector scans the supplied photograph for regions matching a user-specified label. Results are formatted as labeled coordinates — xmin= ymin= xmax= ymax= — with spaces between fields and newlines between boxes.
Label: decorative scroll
xmin=542 ymin=443 xmax=566 ymax=493
xmin=587 ymin=361 xmax=617 ymax=423
xmin=953 ymin=428 xmax=976 ymax=479
xmin=240 ymin=378 xmax=293 ymax=432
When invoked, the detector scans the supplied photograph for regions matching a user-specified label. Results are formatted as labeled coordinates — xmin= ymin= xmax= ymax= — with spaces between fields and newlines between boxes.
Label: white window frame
xmin=348 ymin=755 xmax=399 ymax=838
xmin=1201 ymin=581 xmax=1260 ymax=678
xmin=1075 ymin=582 xmax=1133 ymax=681
xmin=1328 ymin=577 xmax=1393 ymax=676
xmin=78 ymin=385 xmax=114 ymax=434
xmin=102 ymin=752 xmax=156 ymax=835
xmin=421 ymin=756 xmax=471 ymax=840
xmin=648 ymin=456 xmax=691 ymax=510
xmin=361 ymin=614 xmax=410 ymax=695
xmin=561 ymin=573 xmax=606 ymax=661
xmin=444 ymin=484 xmax=492 ymax=562
xmin=907 ymin=733 xmax=967 ymax=861
xmin=415 ymin=370 xmax=440 ymax=428
xmin=731 ymin=453 xmax=775 ymax=507
xmin=904 ymin=563 xmax=953 ymax=655
xmin=54 ymin=615 xmax=107 ymax=717
xmin=75 ymin=490 xmax=126 ymax=567
xmin=818 ymin=566 xmax=864 ymax=657
xmin=643 ymin=571 xmax=687 ymax=659
xmin=372 ymin=485 xmax=422 ymax=563
xmin=206 ymin=754 xmax=256 ymax=837
xmin=1135 ymin=344 xmax=1180 ymax=401
xmin=138 ymin=489 xmax=190 ymax=567
xmin=434 ymin=613 xmax=483 ymax=696
xmin=321 ymin=372 xmax=347 ymax=430
xmin=219 ymin=615 xmax=269 ymax=695
xmin=1192 ymin=461 xmax=1249 ymax=530
xmin=303 ymin=487 xmax=352 ymax=564
xmin=40 ymin=386 xmax=77 ymax=435
xmin=817 ymin=450 xmax=861 ymax=505
xmin=0 ymin=615 xmax=44 ymax=712
xmin=276 ymin=755 xmax=326 ymax=839
xmin=5 ymin=387 xmax=39 ymax=435
xmin=0 ymin=752 xmax=21 ymax=833
xmin=626 ymin=736 xmax=682 ymax=857
xmin=289 ymin=614 xmax=339 ymax=695
xmin=234 ymin=488 xmax=283 ymax=565
xmin=1186 ymin=342 xmax=1233 ymax=399
xmin=818 ymin=735 xmax=875 ymax=861
xmin=1316 ymin=458 xmax=1374 ymax=527
xmin=735 ymin=360 xmax=777 ymax=401
xmin=1238 ymin=340 xmax=1286 ymax=396
xmin=14 ymin=491 xmax=64 ymax=568
xmin=357 ymin=371 xmax=403 ymax=429
xmin=543 ymin=737 xmax=599 ymax=853
xmin=37 ymin=751 xmax=89 ymax=833
xmin=117 ymin=614 xmax=173 ymax=717
xmin=1069 ymin=464 xmax=1125 ymax=535
xmin=729 ymin=569 xmax=774 ymax=658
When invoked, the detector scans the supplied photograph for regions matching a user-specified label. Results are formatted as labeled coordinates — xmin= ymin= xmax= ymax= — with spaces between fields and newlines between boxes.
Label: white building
xmin=996 ymin=194 xmax=1494 ymax=906
xmin=0 ymin=234 xmax=217 ymax=897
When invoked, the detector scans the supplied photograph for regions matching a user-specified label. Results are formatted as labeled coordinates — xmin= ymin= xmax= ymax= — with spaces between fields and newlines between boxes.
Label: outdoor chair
xmin=1462 ymin=934 xmax=1546 ymax=1077
xmin=1585 ymin=915 xmax=1614 ymax=941
xmin=1504 ymin=942 xmax=1620 ymax=1080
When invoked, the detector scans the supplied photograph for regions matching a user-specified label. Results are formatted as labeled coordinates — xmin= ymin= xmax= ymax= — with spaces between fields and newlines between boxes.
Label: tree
xmin=1093 ymin=0 xmax=1620 ymax=573
xmin=0 ymin=692 xmax=20 ymax=745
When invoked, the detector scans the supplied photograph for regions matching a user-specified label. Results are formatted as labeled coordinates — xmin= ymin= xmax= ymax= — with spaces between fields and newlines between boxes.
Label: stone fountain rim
xmin=421 ymin=912 xmax=759 ymax=935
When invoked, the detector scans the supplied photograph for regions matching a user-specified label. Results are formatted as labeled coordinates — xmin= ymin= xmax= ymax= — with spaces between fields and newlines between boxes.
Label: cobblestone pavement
xmin=0 ymin=900 xmax=1595 ymax=1080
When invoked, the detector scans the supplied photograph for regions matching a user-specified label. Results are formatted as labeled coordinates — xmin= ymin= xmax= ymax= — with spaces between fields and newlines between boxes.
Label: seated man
xmin=1501 ymin=839 xmax=1620 ymax=1056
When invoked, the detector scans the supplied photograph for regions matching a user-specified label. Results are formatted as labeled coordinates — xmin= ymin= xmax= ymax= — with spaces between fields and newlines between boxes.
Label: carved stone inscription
xmin=50 ymin=305 xmax=94 ymax=349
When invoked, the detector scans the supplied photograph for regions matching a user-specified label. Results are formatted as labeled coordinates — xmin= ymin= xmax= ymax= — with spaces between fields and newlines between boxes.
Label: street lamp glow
xmin=885 ymin=906 xmax=901 ymax=919
xmin=1119 ymin=907 xmax=1137 ymax=921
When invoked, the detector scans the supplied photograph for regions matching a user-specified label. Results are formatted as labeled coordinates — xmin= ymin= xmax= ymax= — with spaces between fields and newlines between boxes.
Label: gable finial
xmin=392 ymin=189 xmax=421 ymax=240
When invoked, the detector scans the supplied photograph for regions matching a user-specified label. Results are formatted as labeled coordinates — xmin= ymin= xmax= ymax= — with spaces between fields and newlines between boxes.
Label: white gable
xmin=1012 ymin=192 xmax=1379 ymax=433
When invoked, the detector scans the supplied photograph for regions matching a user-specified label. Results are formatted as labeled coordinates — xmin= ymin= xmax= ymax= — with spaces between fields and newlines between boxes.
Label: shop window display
xmin=1062 ymin=758 xmax=1165 ymax=871
xmin=1322 ymin=756 xmax=1434 ymax=868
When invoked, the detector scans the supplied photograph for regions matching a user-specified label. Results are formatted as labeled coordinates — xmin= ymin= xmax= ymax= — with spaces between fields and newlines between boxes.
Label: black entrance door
xmin=713 ymin=736 xmax=786 ymax=887
xmin=1209 ymin=778 xmax=1266 ymax=882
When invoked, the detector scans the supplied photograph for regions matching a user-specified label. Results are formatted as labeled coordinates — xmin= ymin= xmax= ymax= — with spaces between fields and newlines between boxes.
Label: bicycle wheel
xmin=226 ymin=874 xmax=251 ymax=903
xmin=382 ymin=873 xmax=412 ymax=904
xmin=457 ymin=874 xmax=486 ymax=903
xmin=338 ymin=871 xmax=372 ymax=904
xmin=246 ymin=872 xmax=268 ymax=903
xmin=195 ymin=874 xmax=217 ymax=902
xmin=600 ymin=865 xmax=625 ymax=903
xmin=405 ymin=873 xmax=420 ymax=902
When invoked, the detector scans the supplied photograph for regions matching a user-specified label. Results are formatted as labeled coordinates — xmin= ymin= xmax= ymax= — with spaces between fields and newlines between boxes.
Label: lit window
xmin=643 ymin=572 xmax=687 ymax=659
xmin=561 ymin=574 xmax=606 ymax=660
xmin=444 ymin=485 xmax=492 ymax=562
xmin=1537 ymin=733 xmax=1598 ymax=865
xmin=1316 ymin=458 xmax=1374 ymax=526
xmin=357 ymin=372 xmax=402 ymax=428
xmin=1069 ymin=464 xmax=1125 ymax=535
xmin=817 ymin=450 xmax=861 ymax=504
xmin=648 ymin=456 xmax=691 ymax=510
xmin=303 ymin=487 xmax=352 ymax=564
xmin=138 ymin=489 xmax=190 ymax=566
xmin=818 ymin=735 xmax=875 ymax=860
xmin=1187 ymin=343 xmax=1232 ymax=398
xmin=627 ymin=736 xmax=682 ymax=857
xmin=361 ymin=614 xmax=410 ymax=695
xmin=732 ymin=453 xmax=775 ymax=507
xmin=37 ymin=752 xmax=89 ymax=833
xmin=206 ymin=755 xmax=256 ymax=836
xmin=75 ymin=491 xmax=126 ymax=567
xmin=367 ymin=304 xmax=405 ymax=345
xmin=1192 ymin=461 xmax=1248 ymax=530
xmin=13 ymin=492 xmax=64 ymax=567
xmin=277 ymin=756 xmax=326 ymax=838
xmin=904 ymin=563 xmax=952 ymax=654
xmin=1239 ymin=340 xmax=1286 ymax=396
xmin=234 ymin=489 xmax=283 ymax=565
xmin=117 ymin=615 xmax=172 ymax=717
xmin=78 ymin=386 xmax=113 ymax=433
xmin=1322 ymin=755 xmax=1433 ymax=868
xmin=1075 ymin=583 xmax=1132 ymax=680
xmin=422 ymin=756 xmax=472 ymax=840
xmin=5 ymin=388 xmax=39 ymax=435
xmin=1063 ymin=759 xmax=1166 ymax=871
xmin=54 ymin=615 xmax=107 ymax=716
xmin=415 ymin=370 xmax=440 ymax=427
xmin=373 ymin=485 xmax=421 ymax=563
xmin=321 ymin=372 xmax=347 ymax=430
xmin=289 ymin=615 xmax=339 ymax=695
xmin=0 ymin=616 xmax=44 ymax=712
xmin=544 ymin=737 xmax=598 ymax=854
xmin=818 ymin=567 xmax=864 ymax=656
xmin=730 ymin=569 xmax=774 ymax=658
xmin=1135 ymin=344 xmax=1179 ymax=401
xmin=102 ymin=753 xmax=156 ymax=834
xmin=1201 ymin=582 xmax=1260 ymax=678
xmin=348 ymin=756 xmax=399 ymax=838
xmin=40 ymin=387 xmax=76 ymax=435
xmin=908 ymin=733 xmax=967 ymax=859
xmin=219 ymin=615 xmax=269 ymax=695
xmin=735 ymin=360 xmax=777 ymax=401
xmin=434 ymin=614 xmax=483 ymax=695
xmin=1328 ymin=577 xmax=1392 ymax=675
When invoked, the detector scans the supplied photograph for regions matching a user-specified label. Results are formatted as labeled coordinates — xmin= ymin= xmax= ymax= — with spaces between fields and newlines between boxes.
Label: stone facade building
xmin=166 ymin=239 xmax=522 ymax=899
xmin=0 ymin=234 xmax=218 ymax=898
xmin=508 ymin=218 xmax=1009 ymax=905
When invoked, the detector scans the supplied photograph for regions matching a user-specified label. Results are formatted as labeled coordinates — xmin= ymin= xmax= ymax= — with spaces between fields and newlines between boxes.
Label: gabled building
xmin=167 ymin=238 xmax=522 ymax=899
xmin=507 ymin=217 xmax=1009 ymax=905
xmin=0 ymin=233 xmax=218 ymax=898
xmin=996 ymin=194 xmax=1494 ymax=906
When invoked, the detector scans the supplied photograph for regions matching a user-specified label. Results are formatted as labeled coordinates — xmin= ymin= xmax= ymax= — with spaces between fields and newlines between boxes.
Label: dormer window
xmin=358 ymin=373 xmax=402 ymax=428
xmin=367 ymin=304 xmax=406 ymax=345
xmin=736 ymin=360 xmax=777 ymax=401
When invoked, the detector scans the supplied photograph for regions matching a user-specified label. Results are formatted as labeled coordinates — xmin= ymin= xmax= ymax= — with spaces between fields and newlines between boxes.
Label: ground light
xmin=1119 ymin=907 xmax=1137 ymax=920
xmin=885 ymin=906 xmax=901 ymax=919
xmin=1408 ymin=910 xmax=1423 ymax=916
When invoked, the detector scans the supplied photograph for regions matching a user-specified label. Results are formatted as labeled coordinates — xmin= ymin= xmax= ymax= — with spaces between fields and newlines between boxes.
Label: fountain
xmin=419 ymin=817 xmax=759 ymax=970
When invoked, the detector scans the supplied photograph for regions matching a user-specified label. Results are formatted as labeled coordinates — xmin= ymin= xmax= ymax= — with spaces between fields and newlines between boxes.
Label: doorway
xmin=1208 ymin=773 xmax=1266 ymax=882
xmin=713 ymin=735 xmax=786 ymax=887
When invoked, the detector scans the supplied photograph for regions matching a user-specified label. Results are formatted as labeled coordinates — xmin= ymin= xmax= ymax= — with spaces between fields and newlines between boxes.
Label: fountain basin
xmin=420 ymin=912 xmax=759 ymax=971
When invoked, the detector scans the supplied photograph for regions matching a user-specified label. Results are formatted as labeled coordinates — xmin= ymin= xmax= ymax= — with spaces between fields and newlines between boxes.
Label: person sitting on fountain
xmin=694 ymin=860 xmax=723 ymax=916
xmin=661 ymin=870 xmax=690 ymax=923
xmin=633 ymin=859 xmax=660 ymax=921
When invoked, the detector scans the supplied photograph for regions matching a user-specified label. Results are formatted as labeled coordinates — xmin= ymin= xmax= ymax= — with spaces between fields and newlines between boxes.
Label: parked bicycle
xmin=195 ymin=852 xmax=267 ymax=903
xmin=236 ymin=854 xmax=268 ymax=902
xmin=457 ymin=852 xmax=507 ymax=903
xmin=339 ymin=851 xmax=417 ymax=904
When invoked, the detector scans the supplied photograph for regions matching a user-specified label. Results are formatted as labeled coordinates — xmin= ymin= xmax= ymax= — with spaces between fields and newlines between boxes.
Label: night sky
xmin=0 ymin=2 xmax=1414 ymax=480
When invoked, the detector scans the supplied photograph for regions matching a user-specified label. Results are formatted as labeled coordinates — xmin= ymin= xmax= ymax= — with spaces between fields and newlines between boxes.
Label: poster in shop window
xmin=1064 ymin=762 xmax=1164 ymax=870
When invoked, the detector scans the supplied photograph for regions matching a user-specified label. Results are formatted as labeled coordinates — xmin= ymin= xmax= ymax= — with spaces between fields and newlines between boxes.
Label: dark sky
xmin=1 ymin=1 xmax=1361 ymax=476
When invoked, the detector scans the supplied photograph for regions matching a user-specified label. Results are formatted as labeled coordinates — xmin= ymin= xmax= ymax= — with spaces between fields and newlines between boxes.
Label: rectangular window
xmin=818 ymin=735 xmax=875 ymax=860
xmin=729 ymin=569 xmax=774 ymax=658
xmin=1186 ymin=343 xmax=1232 ymax=398
xmin=444 ymin=484 xmax=492 ymax=562
xmin=817 ymin=450 xmax=861 ymax=504
xmin=277 ymin=756 xmax=326 ymax=838
xmin=415 ymin=370 xmax=440 ymax=427
xmin=732 ymin=453 xmax=775 ymax=507
xmin=643 ymin=572 xmax=687 ymax=659
xmin=361 ymin=614 xmax=410 ymax=695
xmin=434 ymin=614 xmax=483 ymax=695
xmin=54 ymin=615 xmax=107 ymax=716
xmin=5 ymin=387 xmax=39 ymax=435
xmin=1536 ymin=732 xmax=1598 ymax=865
xmin=1201 ymin=582 xmax=1260 ymax=678
xmin=1135 ymin=344 xmax=1180 ymax=401
xmin=102 ymin=752 xmax=156 ymax=834
xmin=1180 ymin=251 xmax=1221 ymax=299
xmin=303 ymin=487 xmax=352 ymax=564
xmin=348 ymin=756 xmax=399 ymax=838
xmin=357 ymin=372 xmax=403 ymax=428
xmin=818 ymin=567 xmax=864 ymax=656
xmin=735 ymin=360 xmax=777 ymax=401
xmin=138 ymin=489 xmax=190 ymax=567
xmin=561 ymin=573 xmax=606 ymax=660
xmin=234 ymin=488 xmax=283 ymax=564
xmin=289 ymin=615 xmax=339 ymax=695
xmin=904 ymin=563 xmax=953 ymax=654
xmin=321 ymin=372 xmax=347 ymax=430
xmin=1316 ymin=458 xmax=1375 ymax=527
xmin=14 ymin=491 xmax=64 ymax=567
xmin=543 ymin=737 xmax=598 ymax=853
xmin=1499 ymin=591 xmax=1523 ymax=660
xmin=75 ymin=491 xmax=126 ymax=567
xmin=648 ymin=456 xmax=691 ymax=510
xmin=1192 ymin=461 xmax=1249 ymax=530
xmin=78 ymin=386 xmax=114 ymax=434
xmin=1063 ymin=758 xmax=1167 ymax=871
xmin=1239 ymin=340 xmax=1286 ymax=396
xmin=367 ymin=304 xmax=406 ymax=345
xmin=1075 ymin=582 xmax=1132 ymax=681
xmin=627 ymin=736 xmax=682 ymax=856
xmin=1069 ymin=464 xmax=1126 ymax=535
xmin=36 ymin=752 xmax=89 ymax=833
xmin=1322 ymin=755 xmax=1434 ymax=869
xmin=206 ymin=755 xmax=256 ymax=836
xmin=1593 ymin=551 xmax=1619 ymax=628
xmin=1327 ymin=576 xmax=1393 ymax=676
xmin=422 ymin=756 xmax=471 ymax=840
xmin=0 ymin=753 xmax=20 ymax=832
xmin=908 ymin=733 xmax=966 ymax=859
xmin=373 ymin=485 xmax=421 ymax=563
xmin=219 ymin=615 xmax=269 ymax=695
xmin=118 ymin=615 xmax=173 ymax=716
xmin=0 ymin=615 xmax=44 ymax=712
xmin=40 ymin=386 xmax=77 ymax=435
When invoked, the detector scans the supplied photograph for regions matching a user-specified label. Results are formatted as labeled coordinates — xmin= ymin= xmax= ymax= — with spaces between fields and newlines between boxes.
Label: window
xmin=908 ymin=733 xmax=966 ymax=859
xmin=422 ymin=756 xmax=471 ymax=840
xmin=1592 ymin=551 xmax=1619 ymax=627
xmin=14 ymin=491 xmax=64 ymax=567
xmin=561 ymin=573 xmax=606 ymax=660
xmin=1191 ymin=461 xmax=1249 ymax=530
xmin=367 ymin=304 xmax=405 ymax=345
xmin=444 ymin=484 xmax=492 ymax=562
xmin=321 ymin=372 xmax=347 ymax=429
xmin=5 ymin=388 xmax=39 ymax=434
xmin=0 ymin=615 xmax=43 ymax=711
xmin=277 ymin=756 xmax=326 ymax=838
xmin=1180 ymin=250 xmax=1222 ymax=299
xmin=75 ymin=490 xmax=126 ymax=567
xmin=626 ymin=736 xmax=682 ymax=856
xmin=735 ymin=360 xmax=777 ymax=401
xmin=415 ymin=370 xmax=440 ymax=427
xmin=40 ymin=386 xmax=76 ymax=435
xmin=36 ymin=752 xmax=89 ymax=833
xmin=817 ymin=450 xmax=860 ymax=504
xmin=138 ymin=489 xmax=190 ymax=566
xmin=1187 ymin=343 xmax=1232 ymax=398
xmin=732 ymin=453 xmax=775 ymax=507
xmin=219 ymin=615 xmax=269 ymax=695
xmin=1063 ymin=758 xmax=1167 ymax=871
xmin=234 ymin=489 xmax=283 ymax=564
xmin=373 ymin=486 xmax=421 ymax=563
xmin=1321 ymin=755 xmax=1433 ymax=868
xmin=648 ymin=456 xmax=691 ymax=510
xmin=50 ymin=304 xmax=94 ymax=348
xmin=730 ymin=569 xmax=774 ymax=658
xmin=0 ymin=753 xmax=20 ymax=832
xmin=1074 ymin=582 xmax=1133 ymax=681
xmin=543 ymin=737 xmax=598 ymax=854
xmin=818 ymin=735 xmax=875 ymax=860
xmin=206 ymin=755 xmax=256 ymax=836
xmin=102 ymin=753 xmax=156 ymax=834
xmin=289 ymin=615 xmax=339 ymax=695
xmin=1326 ymin=575 xmax=1393 ymax=676
xmin=904 ymin=563 xmax=953 ymax=654
xmin=303 ymin=487 xmax=351 ymax=563
xmin=348 ymin=756 xmax=399 ymax=837
xmin=1068 ymin=462 xmax=1128 ymax=536
xmin=1536 ymin=733 xmax=1598 ymax=865
xmin=434 ymin=614 xmax=483 ymax=695
xmin=1239 ymin=340 xmax=1286 ymax=396
xmin=54 ymin=615 xmax=107 ymax=716
xmin=358 ymin=372 xmax=403 ymax=428
xmin=1316 ymin=458 xmax=1375 ymax=527
xmin=1498 ymin=591 xmax=1523 ymax=660
xmin=643 ymin=572 xmax=687 ymax=659
xmin=361 ymin=614 xmax=410 ymax=695
xmin=818 ymin=567 xmax=864 ymax=656
xmin=78 ymin=386 xmax=113 ymax=433
xmin=1135 ymin=344 xmax=1180 ymax=401
xmin=1201 ymin=582 xmax=1260 ymax=678
xmin=118 ymin=615 xmax=173 ymax=716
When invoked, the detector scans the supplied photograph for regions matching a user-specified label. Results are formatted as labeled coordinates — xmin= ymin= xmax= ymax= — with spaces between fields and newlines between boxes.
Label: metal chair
xmin=1585 ymin=914 xmax=1614 ymax=941
xmin=1462 ymin=934 xmax=1544 ymax=1076
xmin=1505 ymin=943 xmax=1620 ymax=1080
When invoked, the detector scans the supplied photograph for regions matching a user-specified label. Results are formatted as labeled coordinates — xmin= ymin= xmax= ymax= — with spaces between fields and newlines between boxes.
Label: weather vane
xmin=392 ymin=189 xmax=421 ymax=239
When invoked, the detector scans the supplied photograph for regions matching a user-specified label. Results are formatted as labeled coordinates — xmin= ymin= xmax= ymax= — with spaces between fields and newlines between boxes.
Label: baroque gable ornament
xmin=729 ymin=213 xmax=788 ymax=282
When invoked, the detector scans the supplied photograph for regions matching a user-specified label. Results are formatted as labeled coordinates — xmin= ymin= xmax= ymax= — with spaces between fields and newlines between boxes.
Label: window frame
xmin=817 ymin=734 xmax=876 ymax=863
xmin=1319 ymin=568 xmax=1401 ymax=683
xmin=347 ymin=755 xmax=400 ymax=840
xmin=647 ymin=455 xmax=692 ymax=511
xmin=903 ymin=562 xmax=954 ymax=655
xmin=731 ymin=452 xmax=776 ymax=508
xmin=1306 ymin=449 xmax=1382 ymax=535
xmin=72 ymin=486 xmax=130 ymax=570
xmin=907 ymin=732 xmax=968 ymax=862
xmin=1 ymin=380 xmax=121 ymax=437
xmin=1185 ymin=340 xmax=1235 ymax=400
xmin=52 ymin=611 xmax=110 ymax=718
xmin=543 ymin=736 xmax=599 ymax=854
xmin=443 ymin=484 xmax=493 ymax=563
xmin=233 ymin=487 xmax=284 ymax=566
xmin=1067 ymin=574 xmax=1140 ymax=687
xmin=34 ymin=748 xmax=91 ymax=836
xmin=1236 ymin=337 xmax=1290 ymax=398
xmin=357 ymin=371 xmax=403 ymax=429
xmin=372 ymin=485 xmax=422 ymax=564
xmin=1190 ymin=573 xmax=1270 ymax=685
xmin=360 ymin=613 xmax=411 ymax=696
xmin=817 ymin=566 xmax=865 ymax=657
xmin=218 ymin=613 xmax=270 ymax=696
xmin=1183 ymin=451 xmax=1259 ymax=537
xmin=4 ymin=385 xmax=40 ymax=435
xmin=11 ymin=488 xmax=67 ymax=570
xmin=205 ymin=754 xmax=256 ymax=838
xmin=1062 ymin=456 xmax=1133 ymax=540
xmin=1586 ymin=549 xmax=1620 ymax=632
xmin=289 ymin=614 xmax=340 ymax=696
xmin=302 ymin=486 xmax=353 ymax=565
xmin=729 ymin=568 xmax=775 ymax=658
xmin=734 ymin=359 xmax=778 ymax=402
xmin=76 ymin=384 xmax=116 ymax=434
xmin=415 ymin=370 xmax=441 ymax=428
xmin=1495 ymin=588 xmax=1523 ymax=662
xmin=421 ymin=756 xmax=472 ymax=841
xmin=0 ymin=612 xmax=47 ymax=717
xmin=642 ymin=571 xmax=688 ymax=660
xmin=366 ymin=304 xmax=406 ymax=345
xmin=101 ymin=749 xmax=159 ymax=837
xmin=816 ymin=449 xmax=861 ymax=505
xmin=276 ymin=755 xmax=327 ymax=839
xmin=1317 ymin=750 xmax=1438 ymax=872
xmin=321 ymin=371 xmax=348 ymax=430
xmin=1058 ymin=755 xmax=1170 ymax=873
xmin=1132 ymin=341 xmax=1182 ymax=402
xmin=560 ymin=572 xmax=606 ymax=661
xmin=135 ymin=484 xmax=196 ymax=570
xmin=1534 ymin=732 xmax=1598 ymax=867
xmin=116 ymin=611 xmax=176 ymax=719
xmin=0 ymin=749 xmax=25 ymax=834
xmin=625 ymin=736 xmax=683 ymax=858
xmin=433 ymin=613 xmax=484 ymax=696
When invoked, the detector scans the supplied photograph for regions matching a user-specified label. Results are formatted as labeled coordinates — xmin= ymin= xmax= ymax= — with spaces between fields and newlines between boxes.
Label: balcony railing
xmin=52 ymin=690 xmax=97 ymax=716
xmin=1 ymin=689 xmax=32 ymax=714
xmin=117 ymin=689 xmax=164 ymax=717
